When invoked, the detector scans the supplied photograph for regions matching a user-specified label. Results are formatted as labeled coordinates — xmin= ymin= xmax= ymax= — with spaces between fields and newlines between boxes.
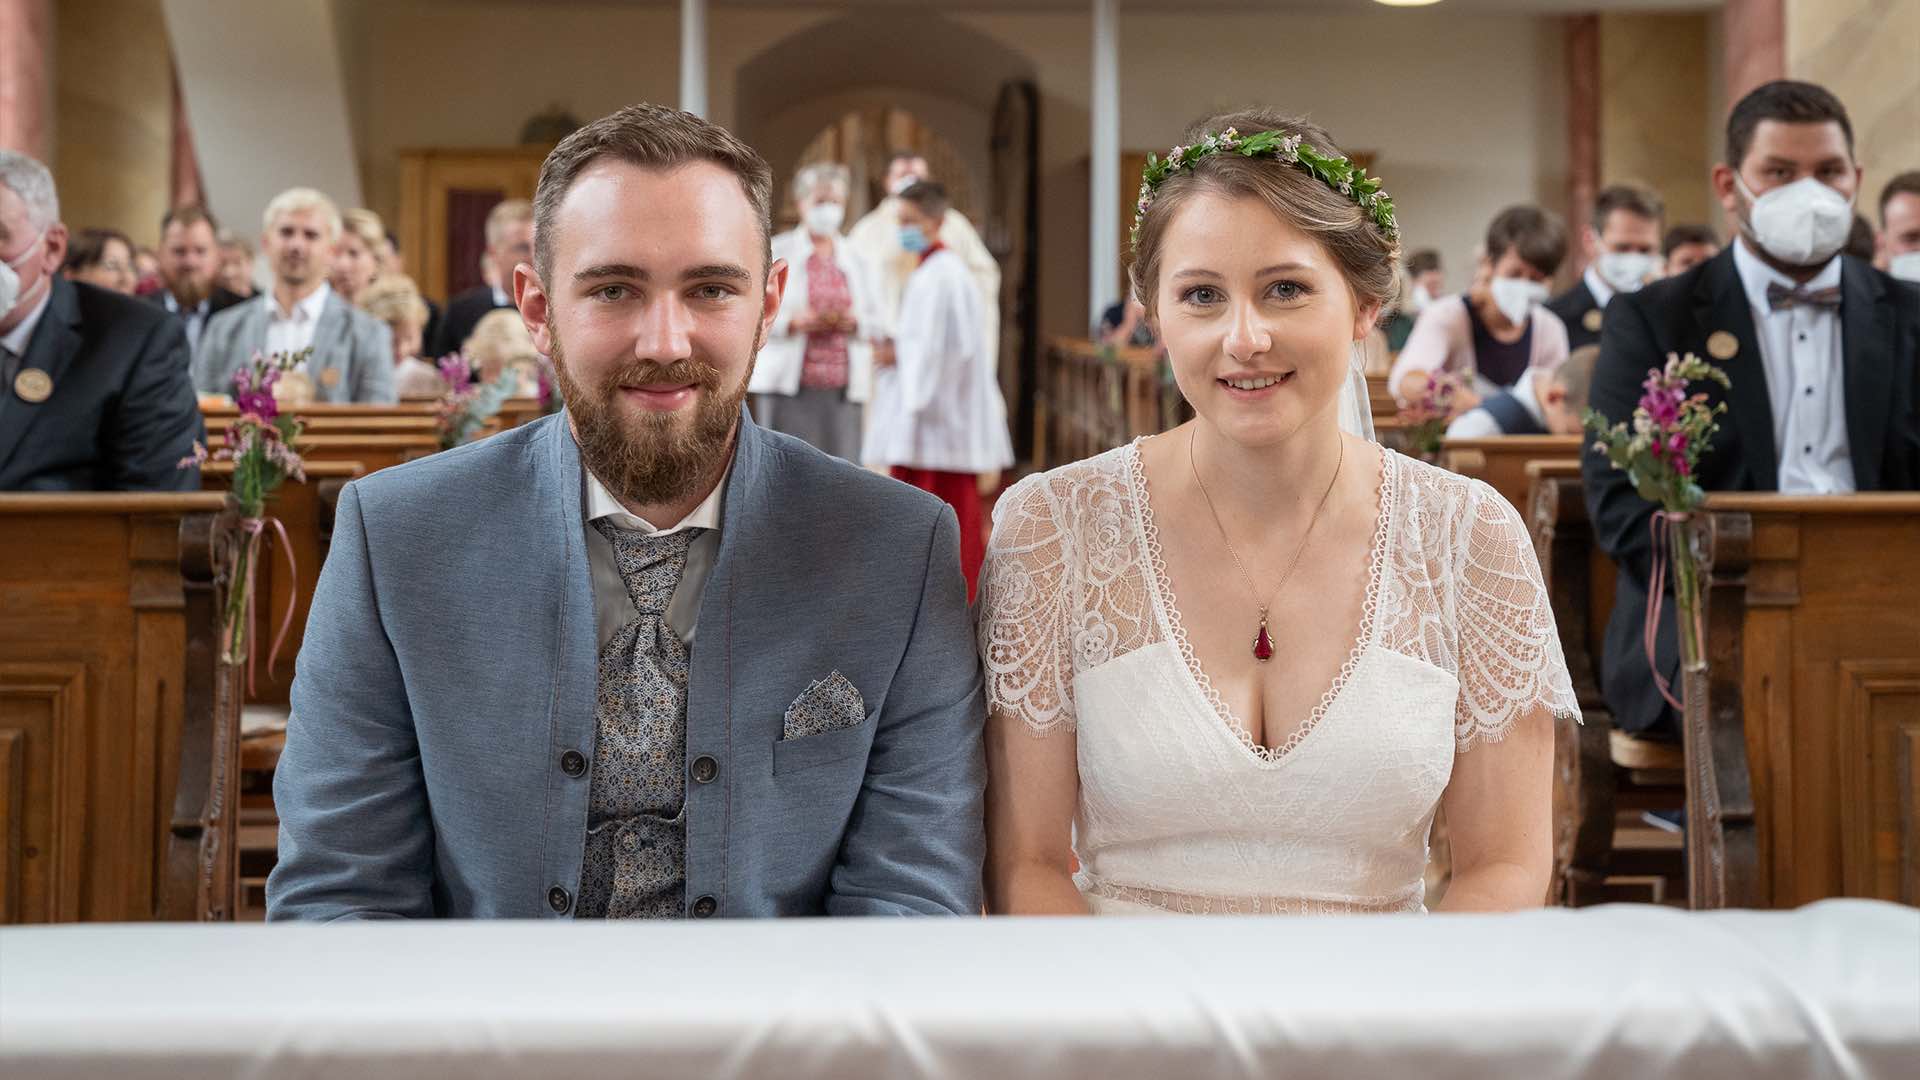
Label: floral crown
xmin=1132 ymin=127 xmax=1400 ymax=250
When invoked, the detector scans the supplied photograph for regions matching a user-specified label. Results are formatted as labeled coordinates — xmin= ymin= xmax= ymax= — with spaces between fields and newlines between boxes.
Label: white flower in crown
xmin=1220 ymin=126 xmax=1241 ymax=148
xmin=1339 ymin=177 xmax=1354 ymax=196
xmin=1168 ymin=144 xmax=1187 ymax=161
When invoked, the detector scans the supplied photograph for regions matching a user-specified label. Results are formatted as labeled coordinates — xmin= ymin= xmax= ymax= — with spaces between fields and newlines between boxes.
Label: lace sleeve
xmin=1449 ymin=480 xmax=1581 ymax=752
xmin=976 ymin=473 xmax=1078 ymax=735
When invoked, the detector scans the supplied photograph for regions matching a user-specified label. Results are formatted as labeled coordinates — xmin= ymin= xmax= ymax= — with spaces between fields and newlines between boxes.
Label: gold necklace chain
xmin=1188 ymin=427 xmax=1345 ymax=624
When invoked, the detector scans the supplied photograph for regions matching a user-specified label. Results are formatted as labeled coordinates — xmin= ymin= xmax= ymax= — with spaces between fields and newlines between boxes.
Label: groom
xmin=267 ymin=104 xmax=986 ymax=920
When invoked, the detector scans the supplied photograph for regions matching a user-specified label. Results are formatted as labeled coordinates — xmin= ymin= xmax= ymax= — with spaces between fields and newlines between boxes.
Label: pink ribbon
xmin=1643 ymin=511 xmax=1686 ymax=712
xmin=240 ymin=516 xmax=300 ymax=697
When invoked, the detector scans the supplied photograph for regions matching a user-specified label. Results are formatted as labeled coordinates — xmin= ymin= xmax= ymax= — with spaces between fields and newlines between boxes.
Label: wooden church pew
xmin=0 ymin=493 xmax=244 ymax=922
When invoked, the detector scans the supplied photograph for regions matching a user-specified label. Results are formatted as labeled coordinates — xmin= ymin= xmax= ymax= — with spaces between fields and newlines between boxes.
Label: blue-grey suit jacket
xmin=266 ymin=411 xmax=986 ymax=919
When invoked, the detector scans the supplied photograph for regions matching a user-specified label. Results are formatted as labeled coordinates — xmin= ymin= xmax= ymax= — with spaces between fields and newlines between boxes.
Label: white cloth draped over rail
xmin=1 ymin=902 xmax=1914 ymax=1079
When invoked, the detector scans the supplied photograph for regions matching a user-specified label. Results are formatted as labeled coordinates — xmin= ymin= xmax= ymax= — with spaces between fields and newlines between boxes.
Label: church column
xmin=1089 ymin=0 xmax=1120 ymax=327
xmin=0 ymin=0 xmax=53 ymax=160
xmin=1723 ymin=0 xmax=1784 ymax=104
xmin=1784 ymin=0 xmax=1918 ymax=183
xmin=680 ymin=0 xmax=708 ymax=119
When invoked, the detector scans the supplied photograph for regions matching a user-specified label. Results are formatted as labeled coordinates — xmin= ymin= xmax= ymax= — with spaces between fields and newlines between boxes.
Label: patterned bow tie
xmin=1765 ymin=282 xmax=1841 ymax=312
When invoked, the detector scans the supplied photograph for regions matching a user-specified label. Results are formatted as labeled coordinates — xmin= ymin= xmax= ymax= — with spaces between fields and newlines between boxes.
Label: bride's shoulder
xmin=1384 ymin=448 xmax=1526 ymax=540
xmin=991 ymin=443 xmax=1137 ymax=533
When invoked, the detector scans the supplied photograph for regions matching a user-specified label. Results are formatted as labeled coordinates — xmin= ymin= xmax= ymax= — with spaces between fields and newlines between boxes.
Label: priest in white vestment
xmin=863 ymin=181 xmax=1014 ymax=599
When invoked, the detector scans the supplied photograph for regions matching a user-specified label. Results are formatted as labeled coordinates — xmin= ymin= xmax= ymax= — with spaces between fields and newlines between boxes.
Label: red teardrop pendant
xmin=1252 ymin=622 xmax=1274 ymax=662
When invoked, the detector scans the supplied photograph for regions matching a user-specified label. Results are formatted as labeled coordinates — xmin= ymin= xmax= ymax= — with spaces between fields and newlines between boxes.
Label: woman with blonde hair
xmin=978 ymin=109 xmax=1574 ymax=917
xmin=463 ymin=307 xmax=545 ymax=398
xmin=357 ymin=274 xmax=443 ymax=400
xmin=749 ymin=161 xmax=887 ymax=461
xmin=330 ymin=207 xmax=386 ymax=306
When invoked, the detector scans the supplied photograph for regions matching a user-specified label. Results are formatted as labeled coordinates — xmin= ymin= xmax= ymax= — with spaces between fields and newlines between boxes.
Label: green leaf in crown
xmin=1130 ymin=125 xmax=1401 ymax=250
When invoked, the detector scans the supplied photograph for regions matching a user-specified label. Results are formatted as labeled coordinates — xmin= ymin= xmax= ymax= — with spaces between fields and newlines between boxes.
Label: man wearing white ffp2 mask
xmin=1877 ymin=171 xmax=1920 ymax=284
xmin=1580 ymin=79 xmax=1920 ymax=744
xmin=1548 ymin=183 xmax=1666 ymax=350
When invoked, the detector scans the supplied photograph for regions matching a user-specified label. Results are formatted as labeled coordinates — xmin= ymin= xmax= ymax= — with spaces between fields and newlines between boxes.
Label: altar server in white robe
xmin=864 ymin=181 xmax=1013 ymax=599
xmin=847 ymin=151 xmax=1001 ymax=377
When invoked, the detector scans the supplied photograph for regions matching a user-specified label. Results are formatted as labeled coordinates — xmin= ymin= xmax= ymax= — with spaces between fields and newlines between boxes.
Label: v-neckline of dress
xmin=1125 ymin=436 xmax=1397 ymax=768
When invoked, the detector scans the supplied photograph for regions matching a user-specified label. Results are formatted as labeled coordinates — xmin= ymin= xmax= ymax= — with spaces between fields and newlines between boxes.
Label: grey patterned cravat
xmin=576 ymin=521 xmax=702 ymax=919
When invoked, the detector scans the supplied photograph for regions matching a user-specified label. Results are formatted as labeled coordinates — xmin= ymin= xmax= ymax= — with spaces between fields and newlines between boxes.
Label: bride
xmin=977 ymin=109 xmax=1577 ymax=915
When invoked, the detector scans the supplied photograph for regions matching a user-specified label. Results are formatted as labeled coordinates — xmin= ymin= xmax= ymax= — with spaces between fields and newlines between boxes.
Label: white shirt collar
xmin=490 ymin=285 xmax=510 ymax=307
xmin=1 ymin=284 xmax=54 ymax=357
xmin=1732 ymin=236 xmax=1841 ymax=318
xmin=1511 ymin=367 xmax=1549 ymax=426
xmin=585 ymin=457 xmax=730 ymax=536
xmin=271 ymin=281 xmax=332 ymax=325
xmin=1581 ymin=265 xmax=1615 ymax=308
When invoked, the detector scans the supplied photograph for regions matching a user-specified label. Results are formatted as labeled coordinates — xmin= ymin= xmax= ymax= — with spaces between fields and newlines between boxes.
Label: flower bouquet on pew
xmin=180 ymin=349 xmax=310 ymax=680
xmin=1583 ymin=351 xmax=1729 ymax=708
xmin=1396 ymin=370 xmax=1465 ymax=461
xmin=434 ymin=353 xmax=520 ymax=450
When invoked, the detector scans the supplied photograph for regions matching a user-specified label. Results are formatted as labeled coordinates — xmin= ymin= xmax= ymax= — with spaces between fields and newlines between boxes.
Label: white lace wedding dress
xmin=977 ymin=439 xmax=1579 ymax=915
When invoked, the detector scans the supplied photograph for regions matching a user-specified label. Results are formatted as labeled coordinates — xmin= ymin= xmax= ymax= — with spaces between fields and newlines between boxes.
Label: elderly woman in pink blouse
xmin=750 ymin=162 xmax=888 ymax=462
xmin=1389 ymin=205 xmax=1570 ymax=413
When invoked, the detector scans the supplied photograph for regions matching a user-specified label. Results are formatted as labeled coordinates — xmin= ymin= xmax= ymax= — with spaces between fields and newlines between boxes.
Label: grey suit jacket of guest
xmin=266 ymin=410 xmax=986 ymax=919
xmin=193 ymin=290 xmax=396 ymax=403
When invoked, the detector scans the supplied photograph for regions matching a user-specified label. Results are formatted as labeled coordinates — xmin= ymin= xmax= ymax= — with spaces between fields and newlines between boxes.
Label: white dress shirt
xmin=265 ymin=282 xmax=332 ymax=362
xmin=1731 ymin=238 xmax=1853 ymax=494
xmin=584 ymin=457 xmax=729 ymax=649
xmin=163 ymin=291 xmax=214 ymax=354
xmin=1582 ymin=266 xmax=1616 ymax=310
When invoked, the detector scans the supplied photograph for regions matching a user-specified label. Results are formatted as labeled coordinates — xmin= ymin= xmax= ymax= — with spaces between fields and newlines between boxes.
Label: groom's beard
xmin=552 ymin=327 xmax=757 ymax=508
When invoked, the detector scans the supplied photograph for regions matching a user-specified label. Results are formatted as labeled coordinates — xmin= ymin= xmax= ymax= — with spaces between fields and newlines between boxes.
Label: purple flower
xmin=438 ymin=354 xmax=475 ymax=392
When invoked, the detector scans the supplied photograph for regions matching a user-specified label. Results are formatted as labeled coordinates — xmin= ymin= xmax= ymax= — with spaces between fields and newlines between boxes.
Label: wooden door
xmin=397 ymin=148 xmax=550 ymax=303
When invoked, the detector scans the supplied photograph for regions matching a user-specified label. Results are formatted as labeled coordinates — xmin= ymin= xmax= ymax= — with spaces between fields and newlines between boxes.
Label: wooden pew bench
xmin=1443 ymin=435 xmax=1584 ymax=515
xmin=0 ymin=493 xmax=243 ymax=922
xmin=1685 ymin=493 xmax=1920 ymax=909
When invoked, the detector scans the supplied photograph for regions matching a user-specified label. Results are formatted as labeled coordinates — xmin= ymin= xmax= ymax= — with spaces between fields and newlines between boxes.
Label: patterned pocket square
xmin=782 ymin=671 xmax=867 ymax=741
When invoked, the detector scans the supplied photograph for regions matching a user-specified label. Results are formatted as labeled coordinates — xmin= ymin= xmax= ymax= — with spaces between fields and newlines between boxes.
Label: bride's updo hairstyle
xmin=1129 ymin=107 xmax=1400 ymax=322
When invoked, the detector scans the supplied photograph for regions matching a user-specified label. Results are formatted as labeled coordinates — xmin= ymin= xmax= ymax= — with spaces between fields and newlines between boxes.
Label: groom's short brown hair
xmin=532 ymin=103 xmax=774 ymax=283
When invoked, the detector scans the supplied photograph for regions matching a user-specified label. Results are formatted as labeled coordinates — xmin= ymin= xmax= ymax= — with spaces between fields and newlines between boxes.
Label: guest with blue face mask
xmin=1582 ymin=80 xmax=1920 ymax=742
xmin=0 ymin=150 xmax=202 ymax=492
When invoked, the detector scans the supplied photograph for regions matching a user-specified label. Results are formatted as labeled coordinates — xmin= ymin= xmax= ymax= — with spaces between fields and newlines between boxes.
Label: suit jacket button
xmin=548 ymin=886 xmax=572 ymax=914
xmin=690 ymin=755 xmax=718 ymax=784
xmin=560 ymin=750 xmax=587 ymax=777
xmin=691 ymin=895 xmax=717 ymax=918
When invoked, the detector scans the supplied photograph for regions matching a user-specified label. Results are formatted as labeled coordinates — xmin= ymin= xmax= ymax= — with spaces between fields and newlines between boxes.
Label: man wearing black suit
xmin=0 ymin=152 xmax=201 ymax=492
xmin=1583 ymin=81 xmax=1920 ymax=738
xmin=1547 ymin=183 xmax=1666 ymax=351
xmin=428 ymin=198 xmax=529 ymax=359
xmin=149 ymin=204 xmax=244 ymax=356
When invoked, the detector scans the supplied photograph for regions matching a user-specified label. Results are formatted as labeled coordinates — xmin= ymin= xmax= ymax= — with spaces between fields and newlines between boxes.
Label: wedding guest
xmin=1880 ymin=171 xmax=1920 ymax=281
xmin=329 ymin=207 xmax=385 ymax=307
xmin=464 ymin=307 xmax=545 ymax=397
xmin=1584 ymin=80 xmax=1920 ymax=739
xmin=1446 ymin=345 xmax=1595 ymax=439
xmin=847 ymin=151 xmax=1001 ymax=376
xmin=195 ymin=187 xmax=395 ymax=403
xmin=217 ymin=230 xmax=257 ymax=299
xmin=1661 ymin=224 xmax=1720 ymax=276
xmin=1546 ymin=184 xmax=1665 ymax=351
xmin=269 ymin=103 xmax=985 ymax=921
xmin=0 ymin=151 xmax=200 ymax=491
xmin=750 ymin=162 xmax=887 ymax=462
xmin=431 ymin=198 xmax=528 ymax=357
xmin=131 ymin=245 xmax=162 ymax=296
xmin=152 ymin=205 xmax=245 ymax=354
xmin=357 ymin=274 xmax=443 ymax=400
xmin=1096 ymin=295 xmax=1156 ymax=348
xmin=1405 ymin=248 xmax=1444 ymax=311
xmin=60 ymin=227 xmax=136 ymax=294
xmin=1845 ymin=213 xmax=1877 ymax=262
xmin=863 ymin=180 xmax=1015 ymax=598
xmin=1389 ymin=205 xmax=1570 ymax=411
xmin=980 ymin=110 xmax=1569 ymax=916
